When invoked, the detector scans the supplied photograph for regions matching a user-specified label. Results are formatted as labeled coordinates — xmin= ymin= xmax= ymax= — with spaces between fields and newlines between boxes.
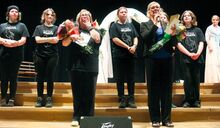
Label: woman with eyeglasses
xmin=140 ymin=1 xmax=176 ymax=127
xmin=32 ymin=8 xmax=59 ymax=108
xmin=62 ymin=9 xmax=101 ymax=126
xmin=0 ymin=5 xmax=29 ymax=107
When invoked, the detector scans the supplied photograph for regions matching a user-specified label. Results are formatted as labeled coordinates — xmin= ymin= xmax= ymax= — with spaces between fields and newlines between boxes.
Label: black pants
xmin=113 ymin=58 xmax=135 ymax=97
xmin=0 ymin=56 xmax=21 ymax=100
xmin=145 ymin=57 xmax=173 ymax=123
xmin=70 ymin=70 xmax=97 ymax=121
xmin=34 ymin=54 xmax=58 ymax=97
xmin=173 ymin=50 xmax=184 ymax=81
xmin=183 ymin=62 xmax=200 ymax=104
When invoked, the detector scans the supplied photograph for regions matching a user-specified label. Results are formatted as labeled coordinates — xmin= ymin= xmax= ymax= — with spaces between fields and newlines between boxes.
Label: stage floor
xmin=0 ymin=120 xmax=220 ymax=128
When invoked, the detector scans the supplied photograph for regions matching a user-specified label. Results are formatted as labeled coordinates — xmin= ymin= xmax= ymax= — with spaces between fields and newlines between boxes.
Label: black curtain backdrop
xmin=1 ymin=0 xmax=219 ymax=82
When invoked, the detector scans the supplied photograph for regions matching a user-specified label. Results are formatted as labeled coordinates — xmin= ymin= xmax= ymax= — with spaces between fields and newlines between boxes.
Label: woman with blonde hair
xmin=32 ymin=8 xmax=59 ymax=107
xmin=140 ymin=1 xmax=176 ymax=127
xmin=62 ymin=9 xmax=101 ymax=126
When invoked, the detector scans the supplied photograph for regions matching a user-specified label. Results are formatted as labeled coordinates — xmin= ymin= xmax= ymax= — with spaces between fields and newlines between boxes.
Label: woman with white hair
xmin=62 ymin=9 xmax=101 ymax=126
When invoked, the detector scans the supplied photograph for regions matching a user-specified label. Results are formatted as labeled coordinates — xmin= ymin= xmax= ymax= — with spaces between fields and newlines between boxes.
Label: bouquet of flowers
xmin=57 ymin=19 xmax=106 ymax=54
xmin=57 ymin=19 xmax=79 ymax=40
xmin=79 ymin=20 xmax=106 ymax=54
xmin=147 ymin=14 xmax=186 ymax=55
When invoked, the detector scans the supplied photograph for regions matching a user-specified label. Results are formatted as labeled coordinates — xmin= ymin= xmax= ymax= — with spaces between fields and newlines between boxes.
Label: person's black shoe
xmin=119 ymin=99 xmax=126 ymax=108
xmin=174 ymin=80 xmax=180 ymax=83
xmin=8 ymin=99 xmax=15 ymax=107
xmin=127 ymin=100 xmax=137 ymax=108
xmin=172 ymin=104 xmax=177 ymax=108
xmin=162 ymin=122 xmax=174 ymax=127
xmin=45 ymin=97 xmax=53 ymax=108
xmin=35 ymin=97 xmax=43 ymax=107
xmin=192 ymin=102 xmax=201 ymax=108
xmin=127 ymin=95 xmax=137 ymax=108
xmin=183 ymin=102 xmax=190 ymax=108
xmin=0 ymin=99 xmax=7 ymax=107
xmin=152 ymin=122 xmax=160 ymax=127
xmin=118 ymin=96 xmax=126 ymax=108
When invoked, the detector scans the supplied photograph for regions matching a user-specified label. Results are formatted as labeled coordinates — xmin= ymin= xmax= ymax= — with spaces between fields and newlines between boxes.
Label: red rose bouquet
xmin=57 ymin=19 xmax=79 ymax=40
xmin=57 ymin=19 xmax=106 ymax=54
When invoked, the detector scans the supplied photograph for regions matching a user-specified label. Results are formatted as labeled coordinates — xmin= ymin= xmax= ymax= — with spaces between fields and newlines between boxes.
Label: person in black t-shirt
xmin=177 ymin=10 xmax=205 ymax=108
xmin=62 ymin=9 xmax=101 ymax=127
xmin=109 ymin=6 xmax=139 ymax=108
xmin=32 ymin=8 xmax=59 ymax=108
xmin=0 ymin=5 xmax=30 ymax=107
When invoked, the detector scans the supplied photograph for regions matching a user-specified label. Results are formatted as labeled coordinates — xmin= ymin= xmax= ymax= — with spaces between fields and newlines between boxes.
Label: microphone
xmin=157 ymin=16 xmax=161 ymax=22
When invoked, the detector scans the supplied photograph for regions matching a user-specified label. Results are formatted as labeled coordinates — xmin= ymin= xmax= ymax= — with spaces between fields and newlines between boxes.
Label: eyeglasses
xmin=80 ymin=13 xmax=90 ymax=17
xmin=150 ymin=6 xmax=160 ymax=9
xmin=46 ymin=13 xmax=55 ymax=17
xmin=183 ymin=14 xmax=191 ymax=18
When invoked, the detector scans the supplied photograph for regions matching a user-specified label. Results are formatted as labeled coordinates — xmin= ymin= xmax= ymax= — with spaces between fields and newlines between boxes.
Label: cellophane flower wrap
xmin=57 ymin=19 xmax=106 ymax=54
xmin=148 ymin=14 xmax=186 ymax=55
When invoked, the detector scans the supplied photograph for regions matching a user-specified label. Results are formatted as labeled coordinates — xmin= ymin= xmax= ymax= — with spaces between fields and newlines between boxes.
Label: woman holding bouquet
xmin=0 ymin=5 xmax=29 ymax=107
xmin=62 ymin=9 xmax=101 ymax=126
xmin=32 ymin=8 xmax=59 ymax=107
xmin=140 ymin=1 xmax=176 ymax=127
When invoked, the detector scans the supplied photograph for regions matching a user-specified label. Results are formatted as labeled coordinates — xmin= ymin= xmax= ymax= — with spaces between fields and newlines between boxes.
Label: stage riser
xmin=13 ymin=82 xmax=220 ymax=93
xmin=0 ymin=107 xmax=219 ymax=122
xmin=0 ymin=82 xmax=220 ymax=122
xmin=1 ymin=94 xmax=220 ymax=107
xmin=14 ymin=89 xmax=219 ymax=95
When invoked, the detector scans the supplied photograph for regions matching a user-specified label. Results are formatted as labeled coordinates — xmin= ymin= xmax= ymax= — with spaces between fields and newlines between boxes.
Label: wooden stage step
xmin=7 ymin=93 xmax=220 ymax=107
xmin=6 ymin=82 xmax=220 ymax=107
xmin=15 ymin=82 xmax=220 ymax=94
xmin=0 ymin=106 xmax=220 ymax=122
xmin=1 ymin=120 xmax=220 ymax=128
xmin=0 ymin=82 xmax=220 ymax=122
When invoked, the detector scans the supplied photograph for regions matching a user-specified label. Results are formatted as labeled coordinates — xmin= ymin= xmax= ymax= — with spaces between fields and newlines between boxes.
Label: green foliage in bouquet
xmin=81 ymin=45 xmax=93 ymax=54
xmin=147 ymin=14 xmax=186 ymax=55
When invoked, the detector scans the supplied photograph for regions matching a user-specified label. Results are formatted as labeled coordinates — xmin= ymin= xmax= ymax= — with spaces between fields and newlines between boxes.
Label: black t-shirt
xmin=67 ymin=29 xmax=101 ymax=73
xmin=32 ymin=24 xmax=58 ymax=57
xmin=180 ymin=27 xmax=205 ymax=63
xmin=0 ymin=22 xmax=30 ymax=60
xmin=109 ymin=22 xmax=139 ymax=58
